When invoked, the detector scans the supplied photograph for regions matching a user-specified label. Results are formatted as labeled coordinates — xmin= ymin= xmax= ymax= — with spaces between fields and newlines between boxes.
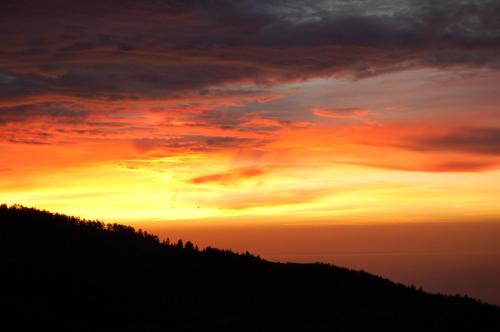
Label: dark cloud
xmin=133 ymin=135 xmax=267 ymax=153
xmin=405 ymin=127 xmax=500 ymax=155
xmin=0 ymin=103 xmax=88 ymax=124
xmin=6 ymin=137 xmax=50 ymax=145
xmin=183 ymin=107 xmax=285 ymax=132
xmin=1 ymin=129 xmax=54 ymax=145
xmin=355 ymin=160 xmax=500 ymax=173
xmin=0 ymin=101 xmax=146 ymax=144
xmin=429 ymin=161 xmax=499 ymax=172
xmin=1 ymin=0 xmax=500 ymax=101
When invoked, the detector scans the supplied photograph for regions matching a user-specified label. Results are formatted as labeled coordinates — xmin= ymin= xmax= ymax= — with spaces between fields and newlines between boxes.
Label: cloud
xmin=189 ymin=167 xmax=265 ymax=185
xmin=349 ymin=126 xmax=500 ymax=172
xmin=428 ymin=161 xmax=499 ymax=172
xmin=355 ymin=159 xmax=500 ymax=173
xmin=405 ymin=127 xmax=500 ymax=155
xmin=6 ymin=137 xmax=51 ymax=145
xmin=312 ymin=107 xmax=368 ymax=119
xmin=0 ymin=102 xmax=88 ymax=125
xmin=133 ymin=135 xmax=267 ymax=153
xmin=2 ymin=0 xmax=500 ymax=171
xmin=182 ymin=106 xmax=286 ymax=132
xmin=1 ymin=0 xmax=500 ymax=102
xmin=210 ymin=185 xmax=340 ymax=210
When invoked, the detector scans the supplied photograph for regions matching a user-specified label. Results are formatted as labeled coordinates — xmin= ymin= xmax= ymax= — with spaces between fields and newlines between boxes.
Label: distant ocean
xmin=148 ymin=221 xmax=500 ymax=306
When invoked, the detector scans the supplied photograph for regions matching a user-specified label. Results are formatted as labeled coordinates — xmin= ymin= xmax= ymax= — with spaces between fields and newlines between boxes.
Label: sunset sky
xmin=2 ymin=0 xmax=500 ymax=225
xmin=3 ymin=0 xmax=500 ymax=304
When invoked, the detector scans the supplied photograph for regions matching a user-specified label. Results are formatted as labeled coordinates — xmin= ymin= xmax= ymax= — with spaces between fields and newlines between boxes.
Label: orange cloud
xmin=383 ymin=105 xmax=403 ymax=111
xmin=312 ymin=107 xmax=369 ymax=119
xmin=189 ymin=167 xmax=265 ymax=185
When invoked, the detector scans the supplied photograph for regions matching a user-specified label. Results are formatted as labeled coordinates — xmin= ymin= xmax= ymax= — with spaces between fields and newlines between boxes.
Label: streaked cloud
xmin=405 ymin=127 xmax=500 ymax=155
xmin=189 ymin=167 xmax=266 ymax=185
xmin=2 ymin=0 xmax=500 ymax=223
xmin=2 ymin=0 xmax=500 ymax=102
xmin=312 ymin=107 xmax=368 ymax=119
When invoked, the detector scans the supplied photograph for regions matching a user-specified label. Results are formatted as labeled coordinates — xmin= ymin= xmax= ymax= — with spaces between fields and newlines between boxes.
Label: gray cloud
xmin=0 ymin=103 xmax=88 ymax=124
xmin=133 ymin=135 xmax=268 ymax=153
xmin=1 ymin=0 xmax=500 ymax=101
xmin=405 ymin=127 xmax=500 ymax=155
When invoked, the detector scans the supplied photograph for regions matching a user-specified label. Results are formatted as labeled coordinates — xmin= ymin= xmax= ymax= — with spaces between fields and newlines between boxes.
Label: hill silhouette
xmin=1 ymin=204 xmax=499 ymax=331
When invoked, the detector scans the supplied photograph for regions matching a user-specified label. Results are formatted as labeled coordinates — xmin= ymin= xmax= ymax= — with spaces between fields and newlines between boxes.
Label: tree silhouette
xmin=185 ymin=241 xmax=194 ymax=251
xmin=1 ymin=204 xmax=499 ymax=332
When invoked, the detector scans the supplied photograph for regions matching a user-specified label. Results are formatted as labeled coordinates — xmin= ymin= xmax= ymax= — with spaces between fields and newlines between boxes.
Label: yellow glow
xmin=3 ymin=138 xmax=500 ymax=226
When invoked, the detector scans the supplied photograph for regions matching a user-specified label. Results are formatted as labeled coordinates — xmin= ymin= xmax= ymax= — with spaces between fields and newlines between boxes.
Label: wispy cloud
xmin=404 ymin=127 xmax=500 ymax=155
xmin=189 ymin=167 xmax=266 ymax=185
xmin=312 ymin=107 xmax=368 ymax=119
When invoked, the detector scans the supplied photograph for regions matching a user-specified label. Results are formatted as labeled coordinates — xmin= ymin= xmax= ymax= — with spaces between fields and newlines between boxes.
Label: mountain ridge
xmin=1 ymin=204 xmax=499 ymax=331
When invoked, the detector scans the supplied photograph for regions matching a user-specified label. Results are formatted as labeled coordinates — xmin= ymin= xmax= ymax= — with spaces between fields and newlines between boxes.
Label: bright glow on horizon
xmin=0 ymin=71 xmax=500 ymax=223
xmin=3 ymin=0 xmax=500 ymax=307
xmin=2 ymin=69 xmax=500 ymax=226
xmin=2 ymin=69 xmax=500 ymax=225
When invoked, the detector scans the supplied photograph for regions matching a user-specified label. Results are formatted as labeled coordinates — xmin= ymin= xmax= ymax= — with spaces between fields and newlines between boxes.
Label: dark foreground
xmin=1 ymin=205 xmax=499 ymax=331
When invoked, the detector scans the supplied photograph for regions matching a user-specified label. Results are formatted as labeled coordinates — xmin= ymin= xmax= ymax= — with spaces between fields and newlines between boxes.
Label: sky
xmin=2 ymin=0 xmax=500 ymax=302
xmin=2 ymin=0 xmax=500 ymax=223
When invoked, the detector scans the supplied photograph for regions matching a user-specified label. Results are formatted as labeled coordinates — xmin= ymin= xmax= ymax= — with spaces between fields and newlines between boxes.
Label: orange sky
xmin=2 ymin=68 xmax=500 ymax=225
xmin=3 ymin=0 xmax=500 ymax=304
